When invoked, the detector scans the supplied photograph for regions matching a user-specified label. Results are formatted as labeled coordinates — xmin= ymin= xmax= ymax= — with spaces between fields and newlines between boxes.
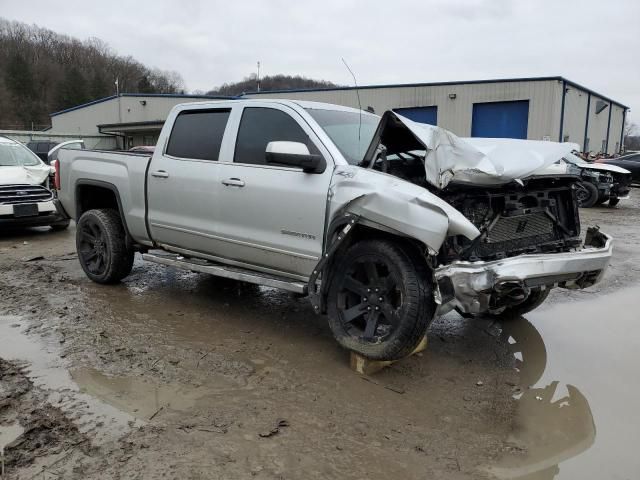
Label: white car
xmin=0 ymin=136 xmax=70 ymax=230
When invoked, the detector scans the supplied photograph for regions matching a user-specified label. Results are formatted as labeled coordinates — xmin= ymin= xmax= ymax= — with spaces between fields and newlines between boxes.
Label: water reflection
xmin=490 ymin=318 xmax=595 ymax=480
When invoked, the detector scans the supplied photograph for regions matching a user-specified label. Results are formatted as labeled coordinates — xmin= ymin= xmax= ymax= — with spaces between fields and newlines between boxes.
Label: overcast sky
xmin=3 ymin=0 xmax=639 ymax=124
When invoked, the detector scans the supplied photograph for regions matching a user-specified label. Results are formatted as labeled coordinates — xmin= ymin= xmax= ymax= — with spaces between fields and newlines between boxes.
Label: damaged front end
xmin=323 ymin=110 xmax=613 ymax=316
xmin=435 ymin=227 xmax=612 ymax=315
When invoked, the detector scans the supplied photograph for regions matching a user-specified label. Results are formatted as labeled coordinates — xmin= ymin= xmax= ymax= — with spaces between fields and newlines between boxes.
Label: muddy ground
xmin=1 ymin=197 xmax=639 ymax=480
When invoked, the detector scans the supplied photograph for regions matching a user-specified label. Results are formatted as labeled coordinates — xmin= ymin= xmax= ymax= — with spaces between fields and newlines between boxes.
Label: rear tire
xmin=326 ymin=239 xmax=435 ymax=361
xmin=575 ymin=182 xmax=598 ymax=208
xmin=486 ymin=288 xmax=551 ymax=320
xmin=76 ymin=209 xmax=134 ymax=284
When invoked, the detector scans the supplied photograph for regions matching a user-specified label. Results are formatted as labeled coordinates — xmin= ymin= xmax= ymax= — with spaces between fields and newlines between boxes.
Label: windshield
xmin=305 ymin=108 xmax=379 ymax=164
xmin=0 ymin=141 xmax=42 ymax=167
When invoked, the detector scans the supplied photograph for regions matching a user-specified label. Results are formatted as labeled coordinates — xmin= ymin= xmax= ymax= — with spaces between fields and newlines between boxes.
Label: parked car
xmin=596 ymin=153 xmax=640 ymax=185
xmin=55 ymin=100 xmax=612 ymax=360
xmin=562 ymin=152 xmax=632 ymax=207
xmin=0 ymin=136 xmax=69 ymax=230
xmin=26 ymin=140 xmax=58 ymax=164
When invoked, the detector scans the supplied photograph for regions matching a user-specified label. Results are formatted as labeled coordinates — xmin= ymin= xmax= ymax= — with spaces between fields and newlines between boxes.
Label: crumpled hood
xmin=389 ymin=112 xmax=575 ymax=188
xmin=0 ymin=165 xmax=50 ymax=186
xmin=571 ymin=160 xmax=631 ymax=175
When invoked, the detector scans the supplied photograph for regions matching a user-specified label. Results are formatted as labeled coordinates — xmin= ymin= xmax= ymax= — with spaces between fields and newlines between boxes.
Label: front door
xmin=214 ymin=105 xmax=334 ymax=278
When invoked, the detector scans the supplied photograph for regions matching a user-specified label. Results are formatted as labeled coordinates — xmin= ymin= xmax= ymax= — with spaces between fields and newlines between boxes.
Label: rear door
xmin=146 ymin=107 xmax=232 ymax=251
xmin=213 ymin=104 xmax=334 ymax=278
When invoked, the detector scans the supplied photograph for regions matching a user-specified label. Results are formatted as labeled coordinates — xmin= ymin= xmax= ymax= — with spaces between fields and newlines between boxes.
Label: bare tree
xmin=0 ymin=17 xmax=185 ymax=129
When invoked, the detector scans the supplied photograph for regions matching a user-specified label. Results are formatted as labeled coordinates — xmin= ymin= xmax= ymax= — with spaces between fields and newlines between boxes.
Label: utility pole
xmin=256 ymin=61 xmax=261 ymax=92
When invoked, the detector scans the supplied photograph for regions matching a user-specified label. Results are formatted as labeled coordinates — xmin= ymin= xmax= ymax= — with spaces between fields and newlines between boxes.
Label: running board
xmin=142 ymin=252 xmax=308 ymax=294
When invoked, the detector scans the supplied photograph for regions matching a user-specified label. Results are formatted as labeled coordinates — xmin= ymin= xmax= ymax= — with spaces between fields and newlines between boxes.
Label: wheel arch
xmin=74 ymin=179 xmax=133 ymax=242
xmin=315 ymin=217 xmax=434 ymax=315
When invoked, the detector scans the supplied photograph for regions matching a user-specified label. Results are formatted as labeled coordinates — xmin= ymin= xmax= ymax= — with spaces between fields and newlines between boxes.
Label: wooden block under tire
xmin=350 ymin=336 xmax=428 ymax=375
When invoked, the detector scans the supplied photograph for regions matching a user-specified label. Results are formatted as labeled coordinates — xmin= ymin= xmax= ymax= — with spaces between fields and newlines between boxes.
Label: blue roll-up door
xmin=394 ymin=106 xmax=438 ymax=125
xmin=471 ymin=100 xmax=529 ymax=139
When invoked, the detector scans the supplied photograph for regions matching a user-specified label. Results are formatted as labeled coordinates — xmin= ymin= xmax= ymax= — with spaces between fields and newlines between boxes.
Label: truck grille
xmin=442 ymin=181 xmax=582 ymax=262
xmin=0 ymin=184 xmax=53 ymax=205
xmin=486 ymin=213 xmax=555 ymax=244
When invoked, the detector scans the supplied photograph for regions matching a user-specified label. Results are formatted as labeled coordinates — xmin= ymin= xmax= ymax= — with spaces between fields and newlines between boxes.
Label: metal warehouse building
xmin=245 ymin=76 xmax=628 ymax=155
xmin=49 ymin=93 xmax=230 ymax=149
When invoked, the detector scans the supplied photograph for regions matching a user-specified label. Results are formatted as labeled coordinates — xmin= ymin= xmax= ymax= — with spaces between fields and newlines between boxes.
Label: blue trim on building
xmin=558 ymin=80 xmax=567 ymax=142
xmin=243 ymin=76 xmax=629 ymax=110
xmin=620 ymin=109 xmax=627 ymax=152
xmin=583 ymin=93 xmax=591 ymax=152
xmin=50 ymin=93 xmax=235 ymax=117
xmin=605 ymin=101 xmax=613 ymax=152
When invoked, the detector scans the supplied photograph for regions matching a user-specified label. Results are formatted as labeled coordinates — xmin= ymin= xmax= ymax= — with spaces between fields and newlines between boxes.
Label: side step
xmin=142 ymin=252 xmax=308 ymax=294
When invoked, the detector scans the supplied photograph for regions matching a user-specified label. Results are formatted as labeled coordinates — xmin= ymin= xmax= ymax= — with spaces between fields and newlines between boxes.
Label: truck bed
xmin=57 ymin=149 xmax=152 ymax=244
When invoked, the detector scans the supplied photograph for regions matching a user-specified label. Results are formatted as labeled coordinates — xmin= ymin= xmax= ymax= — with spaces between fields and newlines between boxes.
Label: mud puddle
xmin=71 ymin=368 xmax=238 ymax=420
xmin=0 ymin=316 xmax=137 ymax=445
xmin=491 ymin=285 xmax=640 ymax=479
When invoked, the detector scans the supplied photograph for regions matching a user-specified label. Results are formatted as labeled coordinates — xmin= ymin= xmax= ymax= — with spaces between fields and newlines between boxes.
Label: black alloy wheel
xmin=327 ymin=240 xmax=435 ymax=360
xmin=76 ymin=209 xmax=134 ymax=284
xmin=335 ymin=257 xmax=403 ymax=342
xmin=78 ymin=217 xmax=109 ymax=276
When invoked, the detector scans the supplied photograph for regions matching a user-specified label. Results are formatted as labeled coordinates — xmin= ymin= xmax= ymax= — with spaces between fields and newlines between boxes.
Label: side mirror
xmin=265 ymin=141 xmax=324 ymax=173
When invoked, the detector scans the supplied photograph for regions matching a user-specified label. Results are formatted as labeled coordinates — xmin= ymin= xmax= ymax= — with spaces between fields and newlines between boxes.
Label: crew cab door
xmin=214 ymin=104 xmax=334 ymax=278
xmin=146 ymin=107 xmax=232 ymax=251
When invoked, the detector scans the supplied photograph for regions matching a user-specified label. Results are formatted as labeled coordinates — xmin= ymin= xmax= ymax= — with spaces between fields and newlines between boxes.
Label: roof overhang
xmin=98 ymin=120 xmax=165 ymax=134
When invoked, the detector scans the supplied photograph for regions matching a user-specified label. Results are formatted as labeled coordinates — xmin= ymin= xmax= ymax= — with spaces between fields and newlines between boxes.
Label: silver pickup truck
xmin=55 ymin=99 xmax=612 ymax=360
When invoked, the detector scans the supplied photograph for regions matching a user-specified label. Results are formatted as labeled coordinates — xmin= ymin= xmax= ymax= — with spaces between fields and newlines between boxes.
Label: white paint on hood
xmin=393 ymin=113 xmax=575 ymax=188
xmin=0 ymin=165 xmax=50 ymax=186
xmin=563 ymin=152 xmax=631 ymax=175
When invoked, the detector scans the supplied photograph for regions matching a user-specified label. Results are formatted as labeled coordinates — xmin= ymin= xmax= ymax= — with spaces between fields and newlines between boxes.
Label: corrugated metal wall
xmin=247 ymin=79 xmax=625 ymax=153
xmin=247 ymin=80 xmax=563 ymax=142
xmin=50 ymin=96 xmax=215 ymax=135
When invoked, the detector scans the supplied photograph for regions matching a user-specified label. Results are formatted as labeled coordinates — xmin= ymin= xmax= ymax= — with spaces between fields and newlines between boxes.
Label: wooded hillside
xmin=208 ymin=74 xmax=337 ymax=96
xmin=0 ymin=18 xmax=338 ymax=131
xmin=0 ymin=18 xmax=184 ymax=130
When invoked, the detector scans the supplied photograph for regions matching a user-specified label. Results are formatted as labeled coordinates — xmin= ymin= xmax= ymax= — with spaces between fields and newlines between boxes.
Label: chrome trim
xmin=435 ymin=231 xmax=613 ymax=314
xmin=143 ymin=252 xmax=308 ymax=293
xmin=156 ymin=243 xmax=309 ymax=282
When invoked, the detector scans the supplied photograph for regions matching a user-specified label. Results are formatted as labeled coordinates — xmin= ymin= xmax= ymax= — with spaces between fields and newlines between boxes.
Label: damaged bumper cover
xmin=435 ymin=227 xmax=612 ymax=315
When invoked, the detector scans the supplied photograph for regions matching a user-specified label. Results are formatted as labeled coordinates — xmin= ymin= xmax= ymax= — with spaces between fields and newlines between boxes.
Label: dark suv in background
xmin=26 ymin=141 xmax=58 ymax=164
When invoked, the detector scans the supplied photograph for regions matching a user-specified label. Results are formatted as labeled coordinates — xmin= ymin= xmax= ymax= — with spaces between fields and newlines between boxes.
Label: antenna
xmin=341 ymin=58 xmax=362 ymax=154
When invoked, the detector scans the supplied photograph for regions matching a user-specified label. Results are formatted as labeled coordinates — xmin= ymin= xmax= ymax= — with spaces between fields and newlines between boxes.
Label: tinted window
xmin=234 ymin=107 xmax=315 ymax=166
xmin=166 ymin=109 xmax=230 ymax=160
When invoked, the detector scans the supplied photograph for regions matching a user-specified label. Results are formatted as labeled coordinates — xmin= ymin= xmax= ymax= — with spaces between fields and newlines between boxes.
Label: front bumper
xmin=435 ymin=227 xmax=612 ymax=315
xmin=0 ymin=200 xmax=69 ymax=228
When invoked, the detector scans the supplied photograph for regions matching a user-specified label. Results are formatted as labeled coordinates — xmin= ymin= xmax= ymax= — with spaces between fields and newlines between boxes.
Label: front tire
xmin=575 ymin=181 xmax=598 ymax=208
xmin=76 ymin=209 xmax=134 ymax=284
xmin=326 ymin=240 xmax=435 ymax=361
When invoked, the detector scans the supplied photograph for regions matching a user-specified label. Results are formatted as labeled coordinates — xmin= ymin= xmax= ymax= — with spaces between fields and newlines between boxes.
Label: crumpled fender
xmin=328 ymin=166 xmax=479 ymax=253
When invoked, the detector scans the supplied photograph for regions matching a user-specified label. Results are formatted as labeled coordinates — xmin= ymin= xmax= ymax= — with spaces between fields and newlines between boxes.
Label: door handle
xmin=222 ymin=178 xmax=245 ymax=187
xmin=151 ymin=170 xmax=169 ymax=178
